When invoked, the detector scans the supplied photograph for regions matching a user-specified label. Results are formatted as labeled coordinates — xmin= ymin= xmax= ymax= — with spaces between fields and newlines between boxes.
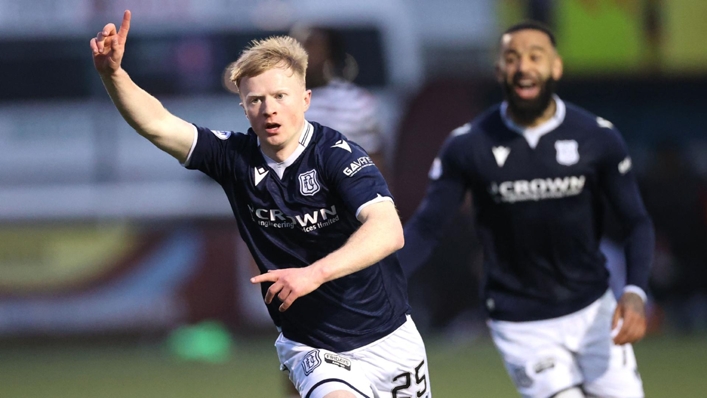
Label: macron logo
xmin=451 ymin=123 xmax=472 ymax=137
xmin=254 ymin=167 xmax=269 ymax=186
xmin=597 ymin=117 xmax=614 ymax=129
xmin=618 ymin=156 xmax=632 ymax=174
xmin=492 ymin=146 xmax=510 ymax=167
xmin=332 ymin=140 xmax=352 ymax=153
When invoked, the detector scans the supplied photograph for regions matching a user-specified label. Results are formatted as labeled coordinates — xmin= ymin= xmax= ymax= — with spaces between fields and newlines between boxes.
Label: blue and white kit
xmin=185 ymin=121 xmax=410 ymax=352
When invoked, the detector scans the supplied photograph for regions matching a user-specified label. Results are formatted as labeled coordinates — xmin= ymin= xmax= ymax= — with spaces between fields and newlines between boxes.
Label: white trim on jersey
xmin=180 ymin=124 xmax=199 ymax=167
xmin=501 ymin=95 xmax=567 ymax=149
xmin=355 ymin=194 xmax=394 ymax=220
xmin=261 ymin=122 xmax=314 ymax=179
xmin=623 ymin=285 xmax=648 ymax=303
xmin=299 ymin=120 xmax=314 ymax=147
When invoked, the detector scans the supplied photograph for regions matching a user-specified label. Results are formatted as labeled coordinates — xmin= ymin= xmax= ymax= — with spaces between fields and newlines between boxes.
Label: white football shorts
xmin=488 ymin=290 xmax=643 ymax=398
xmin=275 ymin=315 xmax=431 ymax=398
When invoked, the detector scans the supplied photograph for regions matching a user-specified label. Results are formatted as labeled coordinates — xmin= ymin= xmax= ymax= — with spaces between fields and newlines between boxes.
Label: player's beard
xmin=502 ymin=75 xmax=557 ymax=125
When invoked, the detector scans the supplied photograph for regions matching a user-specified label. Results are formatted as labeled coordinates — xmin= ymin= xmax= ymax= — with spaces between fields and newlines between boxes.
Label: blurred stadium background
xmin=1 ymin=0 xmax=706 ymax=396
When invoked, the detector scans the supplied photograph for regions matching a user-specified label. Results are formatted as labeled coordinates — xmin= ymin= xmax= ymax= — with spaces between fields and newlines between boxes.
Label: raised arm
xmin=90 ymin=10 xmax=195 ymax=163
xmin=250 ymin=200 xmax=404 ymax=312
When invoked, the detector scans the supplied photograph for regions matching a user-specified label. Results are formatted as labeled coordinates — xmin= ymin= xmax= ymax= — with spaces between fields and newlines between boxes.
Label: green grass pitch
xmin=0 ymin=333 xmax=705 ymax=397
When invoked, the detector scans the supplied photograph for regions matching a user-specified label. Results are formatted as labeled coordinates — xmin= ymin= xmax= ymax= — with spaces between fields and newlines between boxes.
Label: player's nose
xmin=516 ymin=56 xmax=534 ymax=73
xmin=262 ymin=97 xmax=278 ymax=116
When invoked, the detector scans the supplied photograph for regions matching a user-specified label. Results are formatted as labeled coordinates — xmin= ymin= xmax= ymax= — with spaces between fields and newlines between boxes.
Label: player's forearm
xmin=310 ymin=205 xmax=404 ymax=283
xmin=623 ymin=215 xmax=655 ymax=291
xmin=399 ymin=215 xmax=441 ymax=278
xmin=100 ymin=68 xmax=170 ymax=135
xmin=100 ymin=68 xmax=194 ymax=161
xmin=399 ymin=179 xmax=466 ymax=277
xmin=603 ymin=165 xmax=655 ymax=292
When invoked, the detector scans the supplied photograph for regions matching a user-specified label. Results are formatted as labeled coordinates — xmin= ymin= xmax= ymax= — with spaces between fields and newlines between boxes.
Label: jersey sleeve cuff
xmin=355 ymin=195 xmax=394 ymax=220
xmin=180 ymin=124 xmax=199 ymax=168
xmin=623 ymin=285 xmax=647 ymax=303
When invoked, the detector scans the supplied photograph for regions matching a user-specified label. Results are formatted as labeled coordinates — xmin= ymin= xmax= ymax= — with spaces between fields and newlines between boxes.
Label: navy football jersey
xmin=402 ymin=97 xmax=654 ymax=322
xmin=185 ymin=121 xmax=409 ymax=351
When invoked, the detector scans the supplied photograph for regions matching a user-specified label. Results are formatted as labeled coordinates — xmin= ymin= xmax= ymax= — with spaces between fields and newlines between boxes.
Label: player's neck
xmin=509 ymin=98 xmax=557 ymax=128
xmin=261 ymin=120 xmax=307 ymax=163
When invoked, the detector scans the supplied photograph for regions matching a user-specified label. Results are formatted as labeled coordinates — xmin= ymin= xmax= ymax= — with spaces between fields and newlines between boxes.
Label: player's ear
xmin=239 ymin=102 xmax=249 ymax=119
xmin=303 ymin=89 xmax=311 ymax=112
xmin=552 ymin=55 xmax=563 ymax=81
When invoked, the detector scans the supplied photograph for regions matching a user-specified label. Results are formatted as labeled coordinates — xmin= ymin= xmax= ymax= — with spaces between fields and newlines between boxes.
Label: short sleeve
xmin=184 ymin=125 xmax=245 ymax=183
xmin=320 ymin=138 xmax=392 ymax=216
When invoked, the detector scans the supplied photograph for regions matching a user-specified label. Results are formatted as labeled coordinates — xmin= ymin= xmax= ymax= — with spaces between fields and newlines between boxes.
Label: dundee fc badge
xmin=555 ymin=140 xmax=579 ymax=166
xmin=299 ymin=169 xmax=321 ymax=196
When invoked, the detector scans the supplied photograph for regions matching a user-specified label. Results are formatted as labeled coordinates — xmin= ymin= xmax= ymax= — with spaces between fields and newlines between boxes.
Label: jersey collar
xmin=260 ymin=121 xmax=314 ymax=179
xmin=500 ymin=95 xmax=566 ymax=149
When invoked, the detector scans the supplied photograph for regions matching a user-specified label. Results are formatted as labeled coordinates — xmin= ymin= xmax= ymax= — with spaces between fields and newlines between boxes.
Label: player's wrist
xmin=307 ymin=261 xmax=333 ymax=285
xmin=98 ymin=66 xmax=126 ymax=81
xmin=622 ymin=285 xmax=647 ymax=303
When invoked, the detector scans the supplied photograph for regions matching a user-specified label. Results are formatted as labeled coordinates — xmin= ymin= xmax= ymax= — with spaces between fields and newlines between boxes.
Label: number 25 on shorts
xmin=392 ymin=360 xmax=428 ymax=398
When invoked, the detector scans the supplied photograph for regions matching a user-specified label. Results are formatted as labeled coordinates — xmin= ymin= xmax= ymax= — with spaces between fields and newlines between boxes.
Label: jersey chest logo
xmin=492 ymin=146 xmax=511 ymax=167
xmin=254 ymin=167 xmax=269 ymax=186
xmin=299 ymin=169 xmax=321 ymax=196
xmin=555 ymin=140 xmax=579 ymax=166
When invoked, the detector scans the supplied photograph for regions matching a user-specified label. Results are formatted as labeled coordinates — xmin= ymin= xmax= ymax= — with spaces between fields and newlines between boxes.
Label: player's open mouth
xmin=265 ymin=122 xmax=281 ymax=134
xmin=514 ymin=78 xmax=540 ymax=100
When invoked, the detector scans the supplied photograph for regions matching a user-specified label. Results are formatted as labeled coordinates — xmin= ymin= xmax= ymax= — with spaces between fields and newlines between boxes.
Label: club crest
xmin=508 ymin=363 xmax=533 ymax=388
xmin=299 ymin=169 xmax=321 ymax=196
xmin=555 ymin=140 xmax=579 ymax=166
xmin=209 ymin=129 xmax=232 ymax=140
xmin=301 ymin=350 xmax=321 ymax=376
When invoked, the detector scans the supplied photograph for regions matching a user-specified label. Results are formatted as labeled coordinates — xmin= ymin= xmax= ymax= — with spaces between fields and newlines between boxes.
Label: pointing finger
xmin=118 ymin=10 xmax=132 ymax=41
xmin=250 ymin=272 xmax=277 ymax=284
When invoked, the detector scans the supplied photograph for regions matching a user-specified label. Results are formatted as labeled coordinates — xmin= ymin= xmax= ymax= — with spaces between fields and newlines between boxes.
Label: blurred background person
xmin=290 ymin=25 xmax=389 ymax=180
xmin=401 ymin=21 xmax=654 ymax=398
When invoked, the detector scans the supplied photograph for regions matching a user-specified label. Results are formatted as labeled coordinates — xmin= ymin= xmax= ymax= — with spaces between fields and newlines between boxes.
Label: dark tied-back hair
xmin=503 ymin=20 xmax=557 ymax=48
xmin=317 ymin=27 xmax=347 ymax=72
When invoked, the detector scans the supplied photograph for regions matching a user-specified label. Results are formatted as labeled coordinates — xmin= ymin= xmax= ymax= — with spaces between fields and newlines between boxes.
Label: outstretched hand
xmin=251 ymin=267 xmax=323 ymax=312
xmin=90 ymin=10 xmax=131 ymax=76
xmin=611 ymin=292 xmax=647 ymax=345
